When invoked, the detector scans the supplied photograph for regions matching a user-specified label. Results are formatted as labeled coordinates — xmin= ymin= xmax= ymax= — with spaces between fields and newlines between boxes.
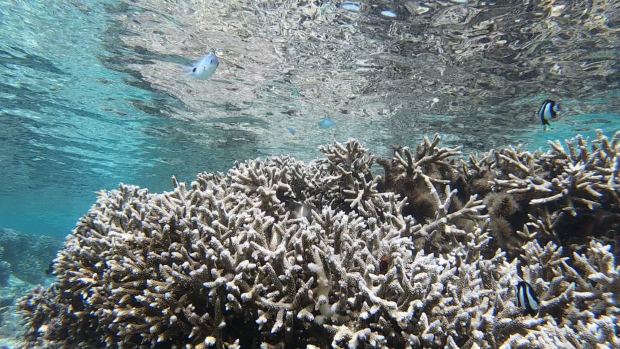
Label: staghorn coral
xmin=17 ymin=132 xmax=620 ymax=349
xmin=375 ymin=135 xmax=465 ymax=226
xmin=457 ymin=130 xmax=620 ymax=258
xmin=317 ymin=139 xmax=380 ymax=213
xmin=507 ymin=239 xmax=620 ymax=349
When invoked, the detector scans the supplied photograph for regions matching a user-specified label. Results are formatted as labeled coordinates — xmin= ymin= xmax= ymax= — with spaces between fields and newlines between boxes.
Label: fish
xmin=537 ymin=100 xmax=560 ymax=130
xmin=286 ymin=201 xmax=318 ymax=222
xmin=182 ymin=52 xmax=219 ymax=80
xmin=379 ymin=254 xmax=389 ymax=274
xmin=319 ymin=117 xmax=335 ymax=129
xmin=516 ymin=281 xmax=539 ymax=315
xmin=288 ymin=127 xmax=296 ymax=135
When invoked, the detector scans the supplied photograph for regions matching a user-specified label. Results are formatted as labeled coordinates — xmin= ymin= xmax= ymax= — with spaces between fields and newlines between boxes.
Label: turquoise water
xmin=0 ymin=0 xmax=619 ymax=238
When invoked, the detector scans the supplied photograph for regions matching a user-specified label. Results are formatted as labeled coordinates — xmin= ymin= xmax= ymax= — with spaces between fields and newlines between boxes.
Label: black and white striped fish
xmin=516 ymin=281 xmax=539 ymax=315
xmin=287 ymin=202 xmax=318 ymax=222
xmin=537 ymin=100 xmax=560 ymax=130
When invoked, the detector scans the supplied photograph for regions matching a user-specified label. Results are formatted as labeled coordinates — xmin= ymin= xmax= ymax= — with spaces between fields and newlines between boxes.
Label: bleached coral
xmin=17 ymin=132 xmax=620 ymax=349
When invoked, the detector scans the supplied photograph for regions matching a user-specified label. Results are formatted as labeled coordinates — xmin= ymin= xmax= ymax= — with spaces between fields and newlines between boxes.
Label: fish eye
xmin=192 ymin=67 xmax=197 ymax=72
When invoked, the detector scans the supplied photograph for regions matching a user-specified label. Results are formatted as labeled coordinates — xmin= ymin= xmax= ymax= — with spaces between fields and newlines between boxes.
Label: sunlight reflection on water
xmin=0 ymin=0 xmax=618 ymax=238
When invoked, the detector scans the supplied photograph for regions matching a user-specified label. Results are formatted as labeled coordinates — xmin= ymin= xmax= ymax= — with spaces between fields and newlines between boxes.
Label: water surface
xmin=0 ymin=0 xmax=618 ymax=237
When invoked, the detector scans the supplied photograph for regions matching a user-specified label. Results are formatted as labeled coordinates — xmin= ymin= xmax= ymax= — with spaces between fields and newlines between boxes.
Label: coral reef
xmin=468 ymin=130 xmax=620 ymax=258
xmin=1 ymin=270 xmax=36 ymax=349
xmin=0 ymin=246 xmax=10 ymax=287
xmin=0 ymin=262 xmax=9 ymax=288
xmin=0 ymin=228 xmax=63 ymax=285
xmin=17 ymin=131 xmax=620 ymax=349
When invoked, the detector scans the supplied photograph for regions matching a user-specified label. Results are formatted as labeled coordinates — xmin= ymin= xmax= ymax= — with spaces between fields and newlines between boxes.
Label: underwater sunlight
xmin=0 ymin=0 xmax=618 ymax=348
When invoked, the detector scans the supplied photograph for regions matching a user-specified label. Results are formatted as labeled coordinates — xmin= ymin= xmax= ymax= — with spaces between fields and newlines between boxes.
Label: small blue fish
xmin=537 ymin=100 xmax=559 ymax=130
xmin=516 ymin=281 xmax=539 ymax=315
xmin=287 ymin=127 xmax=295 ymax=135
xmin=182 ymin=52 xmax=219 ymax=80
xmin=319 ymin=117 xmax=335 ymax=129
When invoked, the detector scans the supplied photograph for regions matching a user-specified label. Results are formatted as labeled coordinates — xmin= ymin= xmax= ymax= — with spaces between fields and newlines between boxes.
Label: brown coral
xmin=485 ymin=192 xmax=519 ymax=219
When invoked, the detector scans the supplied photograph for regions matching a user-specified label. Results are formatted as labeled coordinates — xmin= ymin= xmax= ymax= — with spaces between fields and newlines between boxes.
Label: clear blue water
xmin=0 ymin=0 xmax=619 ymax=238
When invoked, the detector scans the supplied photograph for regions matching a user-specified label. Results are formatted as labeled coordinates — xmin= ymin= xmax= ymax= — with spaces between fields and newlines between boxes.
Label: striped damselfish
xmin=286 ymin=201 xmax=318 ymax=222
xmin=516 ymin=281 xmax=539 ymax=315
xmin=537 ymin=100 xmax=560 ymax=130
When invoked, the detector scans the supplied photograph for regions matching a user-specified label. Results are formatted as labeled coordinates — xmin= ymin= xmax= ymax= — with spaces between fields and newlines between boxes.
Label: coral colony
xmin=18 ymin=131 xmax=619 ymax=349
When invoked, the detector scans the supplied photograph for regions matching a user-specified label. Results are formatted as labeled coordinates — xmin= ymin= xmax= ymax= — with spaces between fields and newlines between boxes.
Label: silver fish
xmin=182 ymin=52 xmax=219 ymax=80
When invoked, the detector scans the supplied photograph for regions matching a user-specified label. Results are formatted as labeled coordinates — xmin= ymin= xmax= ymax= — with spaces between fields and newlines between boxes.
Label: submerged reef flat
xmin=1 ymin=277 xmax=33 ymax=349
xmin=17 ymin=131 xmax=619 ymax=348
xmin=0 ymin=229 xmax=62 ymax=349
xmin=0 ymin=228 xmax=63 ymax=286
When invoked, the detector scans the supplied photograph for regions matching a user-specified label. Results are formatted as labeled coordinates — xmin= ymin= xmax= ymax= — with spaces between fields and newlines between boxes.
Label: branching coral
xmin=509 ymin=239 xmax=620 ymax=349
xmin=18 ymin=182 xmax=502 ymax=348
xmin=17 ymin=132 xmax=620 ymax=349
xmin=376 ymin=135 xmax=466 ymax=226
xmin=317 ymin=139 xmax=384 ymax=212
xmin=458 ymin=130 xmax=620 ymax=257
xmin=495 ymin=131 xmax=619 ymax=212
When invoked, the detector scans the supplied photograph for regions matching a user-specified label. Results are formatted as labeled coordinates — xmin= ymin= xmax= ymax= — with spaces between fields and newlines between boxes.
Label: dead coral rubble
xmin=18 ymin=131 xmax=620 ymax=349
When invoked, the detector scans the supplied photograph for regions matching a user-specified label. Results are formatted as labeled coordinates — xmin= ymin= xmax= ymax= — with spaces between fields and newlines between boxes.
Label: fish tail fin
xmin=180 ymin=65 xmax=194 ymax=78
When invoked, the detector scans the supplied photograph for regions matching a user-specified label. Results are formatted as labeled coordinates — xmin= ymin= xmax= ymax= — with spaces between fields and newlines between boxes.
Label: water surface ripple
xmin=0 ymin=0 xmax=618 ymax=237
